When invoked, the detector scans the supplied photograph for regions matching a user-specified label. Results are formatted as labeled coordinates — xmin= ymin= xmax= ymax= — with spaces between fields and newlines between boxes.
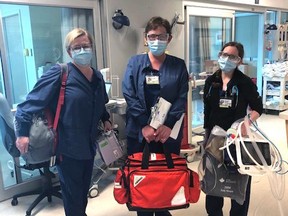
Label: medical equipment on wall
xmin=112 ymin=9 xmax=130 ymax=30
xmin=277 ymin=24 xmax=287 ymax=60
xmin=170 ymin=12 xmax=185 ymax=37
xmin=265 ymin=23 xmax=288 ymax=61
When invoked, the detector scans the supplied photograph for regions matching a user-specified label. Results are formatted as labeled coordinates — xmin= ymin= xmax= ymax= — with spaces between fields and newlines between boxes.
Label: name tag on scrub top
xmin=219 ymin=97 xmax=233 ymax=108
xmin=146 ymin=75 xmax=159 ymax=85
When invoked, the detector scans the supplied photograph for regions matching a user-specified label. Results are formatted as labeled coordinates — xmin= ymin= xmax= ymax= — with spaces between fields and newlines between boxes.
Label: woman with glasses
xmin=203 ymin=41 xmax=263 ymax=216
xmin=122 ymin=16 xmax=189 ymax=216
xmin=14 ymin=28 xmax=112 ymax=216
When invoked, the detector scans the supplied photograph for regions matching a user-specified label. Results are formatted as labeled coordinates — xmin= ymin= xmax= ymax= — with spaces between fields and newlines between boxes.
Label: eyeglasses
xmin=70 ymin=44 xmax=92 ymax=53
xmin=218 ymin=51 xmax=241 ymax=62
xmin=146 ymin=33 xmax=169 ymax=41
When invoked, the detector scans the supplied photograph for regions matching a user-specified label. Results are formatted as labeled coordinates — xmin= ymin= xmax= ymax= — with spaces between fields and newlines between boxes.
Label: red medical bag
xmin=113 ymin=142 xmax=200 ymax=211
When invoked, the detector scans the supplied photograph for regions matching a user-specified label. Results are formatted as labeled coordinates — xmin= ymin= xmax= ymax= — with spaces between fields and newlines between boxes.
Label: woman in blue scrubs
xmin=15 ymin=28 xmax=112 ymax=216
xmin=122 ymin=16 xmax=189 ymax=216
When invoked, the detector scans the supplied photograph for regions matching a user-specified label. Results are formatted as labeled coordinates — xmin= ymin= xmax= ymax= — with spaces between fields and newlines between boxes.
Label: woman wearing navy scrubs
xmin=122 ymin=16 xmax=189 ymax=216
xmin=15 ymin=28 xmax=112 ymax=216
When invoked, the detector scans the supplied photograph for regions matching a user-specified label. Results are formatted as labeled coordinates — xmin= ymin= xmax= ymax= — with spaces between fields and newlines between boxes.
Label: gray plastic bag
xmin=198 ymin=126 xmax=249 ymax=205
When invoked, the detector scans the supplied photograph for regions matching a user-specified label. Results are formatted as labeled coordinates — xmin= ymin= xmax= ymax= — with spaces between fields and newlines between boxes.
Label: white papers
xmin=149 ymin=97 xmax=172 ymax=129
xmin=170 ymin=113 xmax=185 ymax=139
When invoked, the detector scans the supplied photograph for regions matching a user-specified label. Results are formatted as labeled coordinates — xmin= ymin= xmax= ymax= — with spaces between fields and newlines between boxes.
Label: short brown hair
xmin=144 ymin=16 xmax=171 ymax=35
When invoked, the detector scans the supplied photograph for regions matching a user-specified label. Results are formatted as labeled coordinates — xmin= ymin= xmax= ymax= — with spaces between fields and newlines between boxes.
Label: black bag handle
xmin=141 ymin=139 xmax=174 ymax=169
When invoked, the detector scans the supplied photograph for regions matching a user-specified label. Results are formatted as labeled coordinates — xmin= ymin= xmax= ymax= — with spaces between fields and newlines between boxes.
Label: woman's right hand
xmin=142 ymin=125 xmax=155 ymax=143
xmin=16 ymin=137 xmax=30 ymax=154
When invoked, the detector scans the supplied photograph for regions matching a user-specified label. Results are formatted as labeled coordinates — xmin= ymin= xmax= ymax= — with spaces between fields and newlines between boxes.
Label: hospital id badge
xmin=219 ymin=97 xmax=232 ymax=108
xmin=146 ymin=75 xmax=159 ymax=85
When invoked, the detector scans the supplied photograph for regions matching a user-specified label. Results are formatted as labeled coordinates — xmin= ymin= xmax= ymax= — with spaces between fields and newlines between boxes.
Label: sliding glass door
xmin=186 ymin=7 xmax=234 ymax=77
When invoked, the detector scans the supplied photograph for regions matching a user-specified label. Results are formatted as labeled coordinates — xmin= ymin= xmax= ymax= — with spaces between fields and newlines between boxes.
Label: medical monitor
xmin=240 ymin=140 xmax=271 ymax=166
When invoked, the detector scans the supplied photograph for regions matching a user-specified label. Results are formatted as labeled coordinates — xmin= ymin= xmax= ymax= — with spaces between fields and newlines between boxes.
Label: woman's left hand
xmin=103 ymin=120 xmax=112 ymax=132
xmin=154 ymin=125 xmax=171 ymax=143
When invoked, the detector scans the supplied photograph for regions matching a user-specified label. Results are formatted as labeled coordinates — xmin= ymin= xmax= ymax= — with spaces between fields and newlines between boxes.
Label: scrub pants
xmin=56 ymin=155 xmax=94 ymax=216
xmin=127 ymin=137 xmax=181 ymax=216
xmin=205 ymin=176 xmax=252 ymax=216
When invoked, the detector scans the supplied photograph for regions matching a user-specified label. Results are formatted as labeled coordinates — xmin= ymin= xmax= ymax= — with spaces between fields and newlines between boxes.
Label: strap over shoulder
xmin=53 ymin=63 xmax=69 ymax=130
xmin=58 ymin=63 xmax=69 ymax=84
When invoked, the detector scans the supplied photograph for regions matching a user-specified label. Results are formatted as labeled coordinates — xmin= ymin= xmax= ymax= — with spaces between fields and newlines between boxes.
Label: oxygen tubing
xmin=219 ymin=116 xmax=286 ymax=215
xmin=241 ymin=116 xmax=285 ymax=216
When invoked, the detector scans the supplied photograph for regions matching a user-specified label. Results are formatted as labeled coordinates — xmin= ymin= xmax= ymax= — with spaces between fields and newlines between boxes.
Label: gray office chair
xmin=0 ymin=94 xmax=20 ymax=158
xmin=0 ymin=93 xmax=62 ymax=216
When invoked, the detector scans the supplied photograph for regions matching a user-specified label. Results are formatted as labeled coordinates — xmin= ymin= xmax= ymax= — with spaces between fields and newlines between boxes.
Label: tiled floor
xmin=0 ymin=114 xmax=288 ymax=216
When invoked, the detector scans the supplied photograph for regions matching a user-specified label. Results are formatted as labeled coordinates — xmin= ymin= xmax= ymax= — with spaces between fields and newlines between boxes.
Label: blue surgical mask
xmin=71 ymin=48 xmax=92 ymax=67
xmin=218 ymin=56 xmax=237 ymax=73
xmin=147 ymin=40 xmax=167 ymax=56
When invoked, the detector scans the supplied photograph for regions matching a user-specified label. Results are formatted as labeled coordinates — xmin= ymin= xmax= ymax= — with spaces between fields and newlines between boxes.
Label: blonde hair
xmin=65 ymin=28 xmax=94 ymax=51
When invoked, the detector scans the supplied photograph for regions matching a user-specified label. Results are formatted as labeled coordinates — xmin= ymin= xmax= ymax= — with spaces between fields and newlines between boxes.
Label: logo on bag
xmin=171 ymin=186 xmax=186 ymax=205
xmin=114 ymin=182 xmax=122 ymax=189
xmin=134 ymin=175 xmax=145 ymax=187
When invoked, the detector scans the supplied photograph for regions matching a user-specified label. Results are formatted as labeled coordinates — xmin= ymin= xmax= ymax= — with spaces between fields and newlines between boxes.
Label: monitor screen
xmin=240 ymin=141 xmax=271 ymax=166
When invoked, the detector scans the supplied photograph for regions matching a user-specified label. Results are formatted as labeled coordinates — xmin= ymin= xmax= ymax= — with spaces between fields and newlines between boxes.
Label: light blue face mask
xmin=218 ymin=56 xmax=237 ymax=73
xmin=71 ymin=48 xmax=92 ymax=67
xmin=147 ymin=40 xmax=167 ymax=56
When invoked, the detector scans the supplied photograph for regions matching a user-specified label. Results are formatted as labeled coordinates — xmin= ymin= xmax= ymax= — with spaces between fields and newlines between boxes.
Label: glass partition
xmin=0 ymin=4 xmax=95 ymax=107
xmin=280 ymin=11 xmax=288 ymax=24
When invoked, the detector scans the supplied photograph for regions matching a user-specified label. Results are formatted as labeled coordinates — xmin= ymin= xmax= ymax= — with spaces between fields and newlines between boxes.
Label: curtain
xmin=60 ymin=8 xmax=95 ymax=66
xmin=198 ymin=17 xmax=211 ymax=73
xmin=189 ymin=16 xmax=210 ymax=74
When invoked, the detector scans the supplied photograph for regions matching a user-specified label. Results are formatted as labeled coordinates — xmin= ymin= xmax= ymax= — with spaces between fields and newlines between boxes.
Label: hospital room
xmin=0 ymin=0 xmax=288 ymax=215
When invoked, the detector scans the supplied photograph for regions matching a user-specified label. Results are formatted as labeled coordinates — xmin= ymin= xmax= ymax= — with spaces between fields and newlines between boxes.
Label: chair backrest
xmin=0 ymin=93 xmax=20 ymax=157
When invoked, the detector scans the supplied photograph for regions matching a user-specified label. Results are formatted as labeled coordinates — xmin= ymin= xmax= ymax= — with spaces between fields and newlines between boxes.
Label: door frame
xmin=185 ymin=6 xmax=236 ymax=71
xmin=184 ymin=3 xmax=267 ymax=145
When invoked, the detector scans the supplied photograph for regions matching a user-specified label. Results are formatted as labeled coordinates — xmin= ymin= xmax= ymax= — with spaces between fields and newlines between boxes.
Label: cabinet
xmin=262 ymin=76 xmax=288 ymax=111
